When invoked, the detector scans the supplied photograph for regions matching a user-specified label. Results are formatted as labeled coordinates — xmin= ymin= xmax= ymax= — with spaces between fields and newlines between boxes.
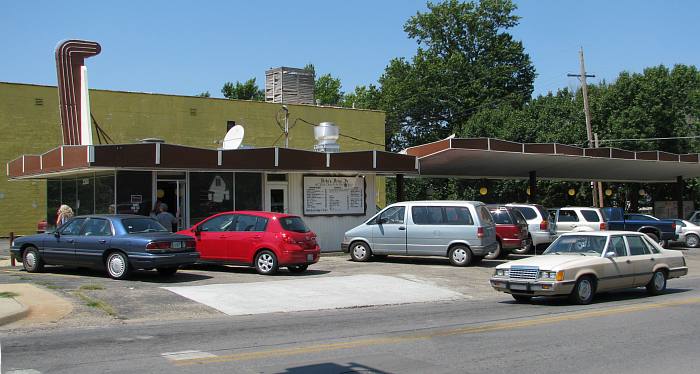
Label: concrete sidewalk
xmin=0 ymin=283 xmax=73 ymax=328
xmin=0 ymin=296 xmax=29 ymax=326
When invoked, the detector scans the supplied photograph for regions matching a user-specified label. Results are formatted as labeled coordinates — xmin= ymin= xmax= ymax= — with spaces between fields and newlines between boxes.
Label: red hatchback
xmin=486 ymin=205 xmax=529 ymax=259
xmin=178 ymin=211 xmax=320 ymax=275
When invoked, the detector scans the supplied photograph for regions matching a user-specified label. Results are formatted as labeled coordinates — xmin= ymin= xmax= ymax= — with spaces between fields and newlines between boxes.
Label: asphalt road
xmin=2 ymin=275 xmax=699 ymax=374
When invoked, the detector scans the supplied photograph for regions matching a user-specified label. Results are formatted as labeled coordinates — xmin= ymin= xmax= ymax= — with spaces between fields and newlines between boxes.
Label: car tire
xmin=484 ymin=241 xmax=502 ymax=260
xmin=568 ymin=276 xmax=596 ymax=305
xmin=156 ymin=267 xmax=178 ymax=276
xmin=512 ymin=237 xmax=532 ymax=255
xmin=255 ymin=250 xmax=278 ymax=275
xmin=448 ymin=245 xmax=472 ymax=267
xmin=349 ymin=241 xmax=372 ymax=262
xmin=106 ymin=251 xmax=131 ymax=280
xmin=22 ymin=247 xmax=44 ymax=273
xmin=685 ymin=233 xmax=700 ymax=248
xmin=512 ymin=294 xmax=532 ymax=303
xmin=646 ymin=270 xmax=667 ymax=296
xmin=287 ymin=264 xmax=309 ymax=273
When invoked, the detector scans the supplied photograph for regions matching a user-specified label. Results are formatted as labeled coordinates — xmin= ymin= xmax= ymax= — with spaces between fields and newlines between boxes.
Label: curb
xmin=0 ymin=298 xmax=30 ymax=326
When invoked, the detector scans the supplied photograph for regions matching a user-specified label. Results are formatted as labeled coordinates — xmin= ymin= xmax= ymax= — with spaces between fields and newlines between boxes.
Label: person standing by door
xmin=156 ymin=203 xmax=178 ymax=232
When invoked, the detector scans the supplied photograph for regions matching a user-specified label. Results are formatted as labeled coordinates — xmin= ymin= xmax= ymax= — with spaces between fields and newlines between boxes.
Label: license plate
xmin=171 ymin=241 xmax=183 ymax=249
xmin=306 ymin=254 xmax=313 ymax=261
xmin=510 ymin=283 xmax=528 ymax=291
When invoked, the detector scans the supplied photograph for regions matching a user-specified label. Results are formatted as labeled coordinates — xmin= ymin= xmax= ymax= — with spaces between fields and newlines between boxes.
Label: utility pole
xmin=568 ymin=47 xmax=598 ymax=207
xmin=282 ymin=105 xmax=289 ymax=148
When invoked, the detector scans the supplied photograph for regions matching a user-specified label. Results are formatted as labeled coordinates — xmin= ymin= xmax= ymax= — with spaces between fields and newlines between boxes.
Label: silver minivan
xmin=341 ymin=201 xmax=498 ymax=266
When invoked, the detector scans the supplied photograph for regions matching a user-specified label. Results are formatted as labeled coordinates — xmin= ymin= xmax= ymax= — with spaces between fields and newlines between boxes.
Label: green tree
xmin=221 ymin=78 xmax=264 ymax=101
xmin=343 ymin=84 xmax=381 ymax=110
xmin=379 ymin=0 xmax=535 ymax=151
xmin=196 ymin=91 xmax=211 ymax=98
xmin=315 ymin=73 xmax=344 ymax=106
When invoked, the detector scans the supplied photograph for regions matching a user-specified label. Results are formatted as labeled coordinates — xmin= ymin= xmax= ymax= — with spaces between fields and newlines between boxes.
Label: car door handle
xmin=626 ymin=260 xmax=632 ymax=264
xmin=67 ymin=239 xmax=74 ymax=243
xmin=253 ymin=235 xmax=262 ymax=239
xmin=650 ymin=258 xmax=655 ymax=261
xmin=98 ymin=240 xmax=106 ymax=244
xmin=218 ymin=236 xmax=227 ymax=239
xmin=398 ymin=226 xmax=406 ymax=230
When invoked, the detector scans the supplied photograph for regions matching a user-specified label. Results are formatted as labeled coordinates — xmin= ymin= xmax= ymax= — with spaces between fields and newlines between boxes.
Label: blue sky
xmin=2 ymin=1 xmax=698 ymax=98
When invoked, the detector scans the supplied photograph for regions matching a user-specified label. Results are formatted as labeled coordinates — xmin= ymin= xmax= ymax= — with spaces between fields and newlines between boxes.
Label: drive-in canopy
xmin=404 ymin=137 xmax=700 ymax=183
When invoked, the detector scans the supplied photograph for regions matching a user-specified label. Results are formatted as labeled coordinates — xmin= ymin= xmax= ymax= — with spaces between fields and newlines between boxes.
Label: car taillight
xmin=186 ymin=240 xmax=196 ymax=249
xmin=540 ymin=220 xmax=548 ymax=230
xmin=281 ymin=233 xmax=296 ymax=244
xmin=477 ymin=227 xmax=485 ymax=239
xmin=146 ymin=242 xmax=171 ymax=250
xmin=672 ymin=222 xmax=676 ymax=231
xmin=600 ymin=222 xmax=606 ymax=230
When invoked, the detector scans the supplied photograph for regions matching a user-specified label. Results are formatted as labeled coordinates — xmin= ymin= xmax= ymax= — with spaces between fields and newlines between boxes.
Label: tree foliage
xmin=379 ymin=0 xmax=535 ymax=151
xmin=343 ymin=84 xmax=381 ymax=110
xmin=221 ymin=78 xmax=264 ymax=101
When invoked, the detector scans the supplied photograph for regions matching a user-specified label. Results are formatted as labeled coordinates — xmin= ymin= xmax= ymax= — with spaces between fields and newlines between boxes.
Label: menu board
xmin=303 ymin=176 xmax=365 ymax=215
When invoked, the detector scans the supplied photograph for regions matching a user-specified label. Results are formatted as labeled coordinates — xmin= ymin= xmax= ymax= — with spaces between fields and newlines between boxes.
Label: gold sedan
xmin=490 ymin=231 xmax=688 ymax=304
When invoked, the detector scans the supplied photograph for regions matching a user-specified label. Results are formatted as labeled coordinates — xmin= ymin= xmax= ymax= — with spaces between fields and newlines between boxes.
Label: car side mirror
xmin=378 ymin=217 xmax=388 ymax=225
xmin=604 ymin=251 xmax=616 ymax=259
xmin=194 ymin=226 xmax=202 ymax=235
xmin=53 ymin=231 xmax=60 ymax=238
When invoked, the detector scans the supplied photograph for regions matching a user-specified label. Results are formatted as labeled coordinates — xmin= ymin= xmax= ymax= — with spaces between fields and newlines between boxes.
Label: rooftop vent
xmin=313 ymin=122 xmax=340 ymax=153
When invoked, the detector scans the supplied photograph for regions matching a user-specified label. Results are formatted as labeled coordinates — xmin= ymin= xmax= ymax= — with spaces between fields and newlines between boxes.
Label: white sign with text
xmin=303 ymin=176 xmax=365 ymax=215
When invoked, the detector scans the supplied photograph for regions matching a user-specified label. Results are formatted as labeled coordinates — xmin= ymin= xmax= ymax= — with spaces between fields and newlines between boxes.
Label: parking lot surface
xmin=1 ymin=240 xmax=698 ymax=333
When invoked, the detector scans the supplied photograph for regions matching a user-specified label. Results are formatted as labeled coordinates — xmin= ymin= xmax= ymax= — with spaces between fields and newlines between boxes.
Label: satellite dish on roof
xmin=222 ymin=125 xmax=245 ymax=150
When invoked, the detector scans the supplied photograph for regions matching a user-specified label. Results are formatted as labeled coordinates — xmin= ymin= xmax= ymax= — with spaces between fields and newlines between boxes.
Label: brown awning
xmin=7 ymin=143 xmax=418 ymax=179
xmin=405 ymin=138 xmax=700 ymax=182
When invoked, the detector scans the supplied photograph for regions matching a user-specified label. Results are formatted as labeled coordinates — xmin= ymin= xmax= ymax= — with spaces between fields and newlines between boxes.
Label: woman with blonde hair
xmin=56 ymin=204 xmax=74 ymax=226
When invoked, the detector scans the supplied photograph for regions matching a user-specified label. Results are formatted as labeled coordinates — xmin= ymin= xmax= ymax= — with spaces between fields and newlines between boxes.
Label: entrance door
xmin=156 ymin=179 xmax=187 ymax=231
xmin=266 ymin=184 xmax=288 ymax=213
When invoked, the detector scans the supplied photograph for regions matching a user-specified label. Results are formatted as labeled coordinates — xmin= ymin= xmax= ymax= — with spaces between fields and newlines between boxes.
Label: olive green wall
xmin=0 ymin=82 xmax=386 ymax=235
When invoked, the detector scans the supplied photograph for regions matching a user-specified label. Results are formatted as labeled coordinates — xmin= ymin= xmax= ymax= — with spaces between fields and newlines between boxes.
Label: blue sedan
xmin=10 ymin=215 xmax=199 ymax=279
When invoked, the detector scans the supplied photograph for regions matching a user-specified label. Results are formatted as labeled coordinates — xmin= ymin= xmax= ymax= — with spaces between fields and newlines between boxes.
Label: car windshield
xmin=122 ymin=218 xmax=169 ymax=233
xmin=543 ymin=235 xmax=608 ymax=256
xmin=279 ymin=216 xmax=310 ymax=233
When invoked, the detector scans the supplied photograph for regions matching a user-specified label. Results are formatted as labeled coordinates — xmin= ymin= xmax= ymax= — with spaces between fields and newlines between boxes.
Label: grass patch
xmin=79 ymin=284 xmax=105 ymax=291
xmin=0 ymin=291 xmax=19 ymax=298
xmin=74 ymin=291 xmax=117 ymax=317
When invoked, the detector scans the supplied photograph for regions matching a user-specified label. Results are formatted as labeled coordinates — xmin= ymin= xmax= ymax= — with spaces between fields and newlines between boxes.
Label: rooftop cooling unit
xmin=313 ymin=122 xmax=340 ymax=153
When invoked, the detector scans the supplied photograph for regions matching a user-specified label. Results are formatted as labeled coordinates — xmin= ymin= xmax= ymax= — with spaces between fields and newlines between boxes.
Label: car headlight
xmin=539 ymin=271 xmax=557 ymax=280
xmin=495 ymin=269 xmax=510 ymax=277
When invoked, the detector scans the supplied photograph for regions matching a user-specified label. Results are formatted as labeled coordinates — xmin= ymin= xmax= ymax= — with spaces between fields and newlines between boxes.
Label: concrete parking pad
xmin=163 ymin=274 xmax=464 ymax=316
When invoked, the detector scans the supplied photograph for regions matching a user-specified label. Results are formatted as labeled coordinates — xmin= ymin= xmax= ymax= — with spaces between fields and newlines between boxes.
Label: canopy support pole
xmin=396 ymin=174 xmax=405 ymax=202
xmin=528 ymin=171 xmax=537 ymax=204
xmin=676 ymin=176 xmax=684 ymax=219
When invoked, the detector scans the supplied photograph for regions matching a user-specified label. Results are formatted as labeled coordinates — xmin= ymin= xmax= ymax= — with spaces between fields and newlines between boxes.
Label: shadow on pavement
xmin=183 ymin=263 xmax=331 ymax=277
xmin=24 ymin=265 xmax=213 ymax=283
xmin=499 ymin=287 xmax=692 ymax=307
xmin=278 ymin=362 xmax=389 ymax=374
xmin=348 ymin=255 xmax=508 ymax=268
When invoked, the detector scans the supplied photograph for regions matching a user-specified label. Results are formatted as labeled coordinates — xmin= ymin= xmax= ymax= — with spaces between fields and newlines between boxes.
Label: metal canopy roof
xmin=405 ymin=138 xmax=700 ymax=182
xmin=6 ymin=143 xmax=418 ymax=180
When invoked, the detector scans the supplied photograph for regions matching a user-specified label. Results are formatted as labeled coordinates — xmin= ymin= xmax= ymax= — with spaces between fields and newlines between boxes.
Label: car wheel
xmin=512 ymin=294 xmax=532 ymax=303
xmin=106 ymin=251 xmax=131 ymax=280
xmin=287 ymin=264 xmax=309 ymax=273
xmin=448 ymin=245 xmax=472 ymax=267
xmin=255 ymin=250 xmax=278 ymax=275
xmin=685 ymin=234 xmax=700 ymax=248
xmin=22 ymin=247 xmax=44 ymax=273
xmin=646 ymin=270 xmax=667 ymax=296
xmin=484 ymin=241 xmax=502 ymax=260
xmin=156 ymin=267 xmax=178 ymax=276
xmin=349 ymin=241 xmax=372 ymax=262
xmin=512 ymin=237 xmax=532 ymax=255
xmin=569 ymin=276 xmax=595 ymax=305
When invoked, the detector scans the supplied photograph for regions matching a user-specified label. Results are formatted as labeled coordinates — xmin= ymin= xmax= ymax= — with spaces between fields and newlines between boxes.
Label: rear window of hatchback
xmin=279 ymin=216 xmax=310 ymax=233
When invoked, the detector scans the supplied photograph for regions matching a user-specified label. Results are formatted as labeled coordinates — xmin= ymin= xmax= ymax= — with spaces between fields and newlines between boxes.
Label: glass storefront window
xmin=77 ymin=177 xmax=94 ymax=216
xmin=94 ymin=175 xmax=115 ymax=214
xmin=190 ymin=172 xmax=234 ymax=225
xmin=46 ymin=179 xmax=61 ymax=227
xmin=116 ymin=171 xmax=152 ymax=216
xmin=235 ymin=173 xmax=262 ymax=211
